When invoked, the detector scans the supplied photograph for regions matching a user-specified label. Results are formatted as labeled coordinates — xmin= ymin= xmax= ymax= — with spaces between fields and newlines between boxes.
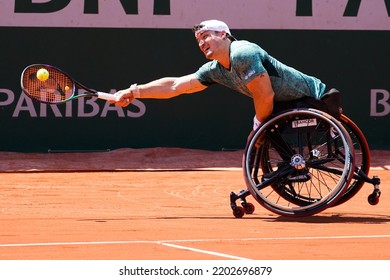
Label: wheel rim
xmin=243 ymin=109 xmax=355 ymax=217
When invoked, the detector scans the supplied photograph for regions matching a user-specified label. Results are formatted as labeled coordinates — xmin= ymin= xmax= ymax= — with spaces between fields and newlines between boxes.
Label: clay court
xmin=0 ymin=148 xmax=389 ymax=260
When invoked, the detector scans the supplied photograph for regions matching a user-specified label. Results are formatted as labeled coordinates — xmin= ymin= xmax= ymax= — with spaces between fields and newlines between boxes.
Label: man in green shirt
xmin=113 ymin=19 xmax=330 ymax=131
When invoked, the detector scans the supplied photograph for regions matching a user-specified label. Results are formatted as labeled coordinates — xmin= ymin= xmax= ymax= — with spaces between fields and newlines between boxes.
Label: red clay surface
xmin=0 ymin=148 xmax=389 ymax=260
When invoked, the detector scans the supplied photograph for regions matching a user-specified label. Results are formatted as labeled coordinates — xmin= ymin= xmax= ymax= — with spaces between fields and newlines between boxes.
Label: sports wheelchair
xmin=230 ymin=90 xmax=381 ymax=218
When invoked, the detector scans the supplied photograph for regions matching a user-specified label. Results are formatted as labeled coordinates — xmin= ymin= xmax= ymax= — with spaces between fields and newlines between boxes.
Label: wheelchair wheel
xmin=243 ymin=109 xmax=355 ymax=217
xmin=332 ymin=114 xmax=370 ymax=206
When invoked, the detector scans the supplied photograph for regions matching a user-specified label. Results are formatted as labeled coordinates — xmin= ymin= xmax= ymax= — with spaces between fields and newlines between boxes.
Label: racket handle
xmin=96 ymin=91 xmax=120 ymax=102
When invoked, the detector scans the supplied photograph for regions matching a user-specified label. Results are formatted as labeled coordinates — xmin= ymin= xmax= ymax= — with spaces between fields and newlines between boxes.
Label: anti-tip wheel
xmin=368 ymin=193 xmax=380 ymax=205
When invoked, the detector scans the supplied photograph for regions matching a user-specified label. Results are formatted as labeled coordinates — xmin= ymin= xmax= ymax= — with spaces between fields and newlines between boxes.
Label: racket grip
xmin=96 ymin=92 xmax=120 ymax=102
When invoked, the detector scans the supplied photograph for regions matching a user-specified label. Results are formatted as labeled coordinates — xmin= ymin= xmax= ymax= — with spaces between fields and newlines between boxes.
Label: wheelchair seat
xmin=321 ymin=88 xmax=342 ymax=118
xmin=272 ymin=88 xmax=342 ymax=119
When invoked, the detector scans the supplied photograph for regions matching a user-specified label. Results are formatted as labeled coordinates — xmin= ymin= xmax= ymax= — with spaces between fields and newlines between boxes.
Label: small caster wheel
xmin=242 ymin=202 xmax=255 ymax=214
xmin=368 ymin=193 xmax=380 ymax=205
xmin=232 ymin=206 xmax=245 ymax=218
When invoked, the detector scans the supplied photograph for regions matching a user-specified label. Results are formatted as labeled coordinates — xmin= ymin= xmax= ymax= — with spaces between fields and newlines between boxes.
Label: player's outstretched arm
xmin=113 ymin=74 xmax=207 ymax=107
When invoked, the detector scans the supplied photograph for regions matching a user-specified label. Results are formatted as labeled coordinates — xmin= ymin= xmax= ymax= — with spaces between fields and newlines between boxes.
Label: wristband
xmin=253 ymin=115 xmax=261 ymax=131
xmin=130 ymin=83 xmax=140 ymax=98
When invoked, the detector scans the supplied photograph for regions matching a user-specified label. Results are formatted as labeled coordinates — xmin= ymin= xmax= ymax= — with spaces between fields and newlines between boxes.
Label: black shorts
xmin=273 ymin=88 xmax=341 ymax=119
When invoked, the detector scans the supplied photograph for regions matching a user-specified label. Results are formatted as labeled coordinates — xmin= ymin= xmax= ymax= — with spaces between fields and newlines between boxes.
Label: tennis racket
xmin=20 ymin=64 xmax=119 ymax=104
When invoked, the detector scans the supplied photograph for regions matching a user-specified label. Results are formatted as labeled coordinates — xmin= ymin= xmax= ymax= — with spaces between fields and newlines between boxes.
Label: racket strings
xmin=22 ymin=66 xmax=74 ymax=103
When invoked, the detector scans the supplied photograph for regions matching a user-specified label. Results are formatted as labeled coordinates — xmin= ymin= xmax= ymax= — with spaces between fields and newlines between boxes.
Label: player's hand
xmin=111 ymin=87 xmax=135 ymax=107
xmin=253 ymin=115 xmax=262 ymax=131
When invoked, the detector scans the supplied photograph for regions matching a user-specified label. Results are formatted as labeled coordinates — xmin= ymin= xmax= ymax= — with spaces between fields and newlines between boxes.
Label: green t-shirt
xmin=195 ymin=40 xmax=326 ymax=101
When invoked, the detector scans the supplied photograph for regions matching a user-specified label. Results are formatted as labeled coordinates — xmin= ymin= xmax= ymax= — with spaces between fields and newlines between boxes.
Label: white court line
xmin=0 ymin=239 xmax=250 ymax=260
xmin=160 ymin=242 xmax=251 ymax=260
xmin=1 ymin=234 xmax=390 ymax=248
xmin=1 ymin=235 xmax=389 ymax=260
xmin=0 ymin=240 xmax=152 ymax=247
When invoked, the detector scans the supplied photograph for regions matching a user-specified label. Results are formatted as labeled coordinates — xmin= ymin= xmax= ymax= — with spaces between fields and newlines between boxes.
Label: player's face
xmin=195 ymin=31 xmax=224 ymax=60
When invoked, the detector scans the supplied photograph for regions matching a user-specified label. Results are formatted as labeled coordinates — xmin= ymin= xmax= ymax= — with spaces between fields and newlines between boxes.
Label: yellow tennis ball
xmin=36 ymin=68 xmax=49 ymax=82
xmin=65 ymin=85 xmax=70 ymax=91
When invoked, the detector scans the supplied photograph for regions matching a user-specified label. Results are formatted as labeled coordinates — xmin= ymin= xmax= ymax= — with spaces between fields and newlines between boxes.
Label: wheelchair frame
xmin=230 ymin=108 xmax=381 ymax=218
